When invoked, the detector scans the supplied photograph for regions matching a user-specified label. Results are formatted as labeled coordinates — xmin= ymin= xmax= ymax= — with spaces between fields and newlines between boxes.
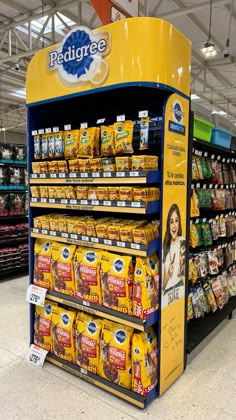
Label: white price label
xmin=104 ymin=239 xmax=112 ymax=245
xmin=82 ymin=301 xmax=90 ymax=307
xmin=222 ymin=158 xmax=226 ymax=163
xmin=203 ymin=184 xmax=207 ymax=189
xmin=61 ymin=199 xmax=68 ymax=204
xmin=80 ymin=122 xmax=88 ymax=129
xmin=92 ymin=173 xmax=100 ymax=178
xmin=53 ymin=127 xmax=59 ymax=132
xmin=117 ymin=201 xmax=125 ymax=207
xmin=92 ymin=200 xmax=99 ymax=205
xmin=131 ymin=243 xmax=141 ymax=250
xmin=204 ymin=152 xmax=208 ymax=157
xmin=26 ymin=284 xmax=47 ymax=307
xmin=217 ymin=155 xmax=221 ymax=160
xmin=116 ymin=172 xmax=125 ymax=177
xmin=97 ymin=118 xmax=105 ymax=124
xmin=81 ymin=200 xmax=88 ymax=205
xmin=80 ymin=367 xmax=88 ymax=375
xmin=227 ymin=158 xmax=230 ymax=163
xmin=42 ymin=229 xmax=48 ymax=234
xmin=196 ymin=183 xmax=200 ymax=188
xmin=50 ymin=173 xmax=57 ymax=178
xmin=116 ymin=114 xmax=125 ymax=122
xmin=49 ymin=199 xmax=55 ymax=203
xmin=91 ymin=237 xmax=99 ymax=243
xmin=31 ymin=198 xmax=37 ymax=202
xmin=31 ymin=174 xmax=37 ymax=178
xmin=103 ymin=201 xmax=111 ymax=206
xmin=32 ymin=130 xmax=37 ymax=135
xmin=71 ymin=234 xmax=77 ymax=239
xmin=40 ymin=173 xmax=46 ymax=178
xmin=211 ymin=154 xmax=215 ymax=159
xmin=50 ymin=231 xmax=56 ymax=236
xmin=24 ymin=344 xmax=48 ymax=368
xmin=41 ymin=198 xmax=47 ymax=203
xmin=131 ymin=202 xmax=141 ymax=207
xmin=138 ymin=110 xmax=148 ymax=118
xmin=70 ymin=199 xmax=77 ymax=204
xmin=82 ymin=236 xmax=89 ymax=241
xmin=117 ymin=241 xmax=125 ymax=247
xmin=45 ymin=128 xmax=51 ymax=133
xmin=81 ymin=173 xmax=88 ymax=178
xmin=69 ymin=173 xmax=77 ymax=178
xmin=103 ymin=172 xmax=111 ymax=177
xmin=130 ymin=171 xmax=139 ymax=177
xmin=61 ymin=233 xmax=68 ymax=238
xmin=38 ymin=129 xmax=44 ymax=134
xmin=59 ymin=173 xmax=65 ymax=178
xmin=64 ymin=124 xmax=71 ymax=130
xmin=33 ymin=228 xmax=39 ymax=233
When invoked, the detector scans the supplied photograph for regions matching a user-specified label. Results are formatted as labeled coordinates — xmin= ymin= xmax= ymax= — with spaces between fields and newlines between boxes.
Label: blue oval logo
xmin=102 ymin=130 xmax=107 ymax=136
xmin=114 ymin=259 xmax=124 ymax=273
xmin=117 ymin=126 xmax=122 ymax=132
xmin=88 ymin=321 xmax=96 ymax=335
xmin=86 ymin=252 xmax=96 ymax=263
xmin=43 ymin=242 xmax=50 ymax=252
xmin=136 ymin=269 xmax=142 ymax=276
xmin=115 ymin=330 xmax=126 ymax=344
xmin=45 ymin=304 xmax=51 ymax=316
xmin=134 ymin=347 xmax=140 ymax=355
xmin=149 ymin=259 xmax=155 ymax=271
xmin=62 ymin=313 xmax=69 ymax=326
xmin=62 ymin=248 xmax=70 ymax=259
xmin=173 ymin=102 xmax=183 ymax=123
xmin=82 ymin=131 xmax=87 ymax=136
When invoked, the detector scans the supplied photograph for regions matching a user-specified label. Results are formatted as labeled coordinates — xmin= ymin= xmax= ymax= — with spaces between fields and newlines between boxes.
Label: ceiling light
xmin=201 ymin=40 xmax=218 ymax=58
xmin=211 ymin=110 xmax=227 ymax=116
xmin=191 ymin=94 xmax=200 ymax=100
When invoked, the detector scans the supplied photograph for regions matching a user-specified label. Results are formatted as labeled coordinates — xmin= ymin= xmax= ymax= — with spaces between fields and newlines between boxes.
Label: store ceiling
xmin=0 ymin=0 xmax=236 ymax=135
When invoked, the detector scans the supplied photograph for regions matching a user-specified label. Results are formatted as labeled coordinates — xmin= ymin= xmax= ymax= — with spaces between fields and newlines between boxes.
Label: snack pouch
xmin=41 ymin=134 xmax=48 ymax=159
xmin=34 ymin=300 xmax=54 ymax=352
xmin=139 ymin=117 xmax=149 ymax=150
xmin=78 ymin=127 xmax=96 ymax=158
xmin=100 ymin=251 xmax=133 ymax=314
xmin=51 ymin=242 xmax=76 ymax=296
xmin=100 ymin=320 xmax=133 ymax=389
xmin=64 ymin=130 xmax=79 ymax=159
xmin=48 ymin=133 xmax=55 ymax=158
xmin=133 ymin=255 xmax=159 ymax=319
xmin=51 ymin=306 xmax=76 ymax=363
xmin=68 ymin=159 xmax=79 ymax=173
xmin=74 ymin=248 xmax=101 ymax=304
xmin=114 ymin=121 xmax=134 ymax=154
xmin=115 ymin=156 xmax=131 ymax=171
xmin=34 ymin=239 xmax=53 ymax=289
xmin=34 ymin=135 xmax=41 ymax=159
xmin=32 ymin=162 xmax=41 ymax=174
xmin=48 ymin=161 xmax=58 ymax=173
xmin=76 ymin=312 xmax=102 ymax=374
xmin=101 ymin=125 xmax=115 ymax=156
xmin=132 ymin=327 xmax=158 ymax=395
xmin=54 ymin=131 xmax=64 ymax=158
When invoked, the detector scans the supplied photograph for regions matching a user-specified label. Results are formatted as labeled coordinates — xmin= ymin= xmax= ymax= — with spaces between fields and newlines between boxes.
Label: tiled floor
xmin=0 ymin=275 xmax=235 ymax=420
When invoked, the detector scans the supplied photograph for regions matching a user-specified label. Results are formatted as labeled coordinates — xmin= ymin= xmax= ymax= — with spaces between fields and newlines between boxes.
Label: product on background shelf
xmin=0 ymin=143 xmax=14 ymax=161
xmin=51 ymin=305 xmax=76 ymax=363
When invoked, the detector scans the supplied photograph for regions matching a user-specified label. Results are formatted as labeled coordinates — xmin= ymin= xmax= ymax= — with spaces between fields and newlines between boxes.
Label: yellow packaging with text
xmin=34 ymin=239 xmax=53 ymax=289
xmin=51 ymin=306 xmax=76 ymax=363
xmin=76 ymin=312 xmax=102 ymax=374
xmin=64 ymin=129 xmax=79 ymax=159
xmin=51 ymin=241 xmax=76 ymax=296
xmin=101 ymin=125 xmax=115 ymax=156
xmin=78 ymin=127 xmax=96 ymax=158
xmin=74 ymin=248 xmax=101 ymax=304
xmin=114 ymin=121 xmax=134 ymax=154
xmin=34 ymin=300 xmax=55 ymax=352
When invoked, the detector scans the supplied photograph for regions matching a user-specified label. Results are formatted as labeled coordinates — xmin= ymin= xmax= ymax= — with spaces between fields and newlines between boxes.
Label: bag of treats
xmin=33 ymin=135 xmax=41 ymax=160
xmin=34 ymin=239 xmax=53 ymax=289
xmin=9 ymin=193 xmax=25 ymax=215
xmin=114 ymin=121 xmax=134 ymax=154
xmin=74 ymin=248 xmax=102 ymax=304
xmin=100 ymin=320 xmax=133 ymax=389
xmin=34 ymin=300 xmax=55 ymax=352
xmin=48 ymin=133 xmax=55 ymax=158
xmin=100 ymin=251 xmax=133 ymax=314
xmin=139 ymin=116 xmax=149 ymax=150
xmin=101 ymin=125 xmax=115 ymax=156
xmin=51 ymin=306 xmax=76 ymax=363
xmin=64 ymin=129 xmax=79 ymax=159
xmin=132 ymin=327 xmax=158 ymax=395
xmin=41 ymin=133 xmax=48 ymax=159
xmin=54 ymin=131 xmax=64 ymax=158
xmin=8 ymin=167 xmax=24 ymax=186
xmin=68 ymin=159 xmax=79 ymax=173
xmin=76 ymin=312 xmax=102 ymax=374
xmin=78 ymin=127 xmax=97 ymax=158
xmin=51 ymin=242 xmax=76 ymax=296
xmin=14 ymin=144 xmax=26 ymax=161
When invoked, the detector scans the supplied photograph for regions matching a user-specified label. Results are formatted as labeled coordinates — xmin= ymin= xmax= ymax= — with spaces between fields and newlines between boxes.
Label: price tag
xmin=97 ymin=118 xmax=105 ymax=124
xmin=104 ymin=239 xmax=112 ymax=245
xmin=92 ymin=200 xmax=99 ymax=205
xmin=26 ymin=284 xmax=47 ymax=307
xmin=80 ymin=122 xmax=88 ymax=129
xmin=61 ymin=199 xmax=68 ymax=204
xmin=24 ymin=344 xmax=48 ymax=368
xmin=103 ymin=172 xmax=111 ymax=177
xmin=81 ymin=173 xmax=88 ymax=178
xmin=209 ymin=184 xmax=213 ymax=188
xmin=71 ymin=234 xmax=77 ymax=239
xmin=191 ymin=184 xmax=194 ymax=189
xmin=116 ymin=114 xmax=125 ymax=122
xmin=131 ymin=202 xmax=141 ymax=207
xmin=31 ymin=198 xmax=37 ymax=202
xmin=198 ymin=151 xmax=202 ymax=157
xmin=217 ymin=155 xmax=221 ymax=160
xmin=59 ymin=173 xmax=65 ymax=178
xmin=232 ymin=158 xmax=235 ymax=163
xmin=45 ymin=128 xmax=51 ymax=133
xmin=204 ymin=152 xmax=208 ymax=157
xmin=38 ymin=129 xmax=44 ymax=134
xmin=42 ymin=229 xmax=48 ymax=234
xmin=116 ymin=172 xmax=125 ymax=177
xmin=31 ymin=174 xmax=37 ymax=178
xmin=211 ymin=154 xmax=215 ymax=159
xmin=53 ymin=127 xmax=59 ymax=132
xmin=227 ymin=158 xmax=230 ymax=163
xmin=203 ymin=218 xmax=207 ymax=222
xmin=117 ymin=201 xmax=126 ymax=207
xmin=33 ymin=228 xmax=39 ymax=233
xmin=203 ymin=184 xmax=207 ymax=189
xmin=103 ymin=200 xmax=111 ymax=206
xmin=138 ymin=110 xmax=148 ymax=118
xmin=32 ymin=130 xmax=37 ymax=135
xmin=50 ymin=231 xmax=56 ymax=236
xmin=80 ymin=367 xmax=87 ymax=375
xmin=214 ymin=184 xmax=218 ymax=189
xmin=92 ymin=173 xmax=100 ymax=178
xmin=221 ymin=185 xmax=224 ymax=189
xmin=41 ymin=198 xmax=47 ymax=203
xmin=40 ymin=173 xmax=46 ymax=178
xmin=70 ymin=199 xmax=77 ymax=204
xmin=64 ymin=124 xmax=71 ymax=130
xmin=91 ymin=237 xmax=99 ymax=243
xmin=222 ymin=158 xmax=226 ymax=163
xmin=82 ymin=236 xmax=89 ymax=241
xmin=82 ymin=301 xmax=90 ymax=307
xmin=81 ymin=200 xmax=88 ymax=205
xmin=131 ymin=243 xmax=141 ymax=250
xmin=196 ymin=183 xmax=200 ymax=188
xmin=49 ymin=199 xmax=55 ymax=203
xmin=69 ymin=173 xmax=77 ymax=178
xmin=130 ymin=171 xmax=139 ymax=177
xmin=50 ymin=173 xmax=57 ymax=178
xmin=61 ymin=233 xmax=68 ymax=238
xmin=117 ymin=241 xmax=125 ymax=248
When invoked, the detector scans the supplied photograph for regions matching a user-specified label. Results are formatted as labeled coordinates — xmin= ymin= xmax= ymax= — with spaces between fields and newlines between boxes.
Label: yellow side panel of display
xmin=26 ymin=17 xmax=191 ymax=105
xmin=160 ymin=93 xmax=189 ymax=395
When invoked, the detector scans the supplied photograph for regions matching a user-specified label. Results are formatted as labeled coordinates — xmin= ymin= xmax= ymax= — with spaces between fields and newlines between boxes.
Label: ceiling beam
xmin=0 ymin=0 xmax=30 ymax=14
xmin=158 ymin=0 xmax=230 ymax=19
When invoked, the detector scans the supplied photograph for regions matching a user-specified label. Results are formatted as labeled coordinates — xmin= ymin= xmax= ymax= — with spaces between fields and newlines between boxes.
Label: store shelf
xmin=46 ymin=290 xmax=158 ymax=331
xmin=30 ymin=198 xmax=160 ymax=215
xmin=0 ymin=265 xmax=28 ymax=279
xmin=30 ymin=170 xmax=160 ymax=185
xmin=0 ymin=160 xmax=27 ymax=166
xmin=187 ymin=297 xmax=236 ymax=353
xmin=193 ymin=138 xmax=235 ymax=155
xmin=46 ymin=352 xmax=158 ymax=408
xmin=0 ymin=214 xmax=28 ymax=220
xmin=0 ymin=186 xmax=26 ymax=191
xmin=30 ymin=228 xmax=159 ymax=257
xmin=0 ymin=236 xmax=28 ymax=246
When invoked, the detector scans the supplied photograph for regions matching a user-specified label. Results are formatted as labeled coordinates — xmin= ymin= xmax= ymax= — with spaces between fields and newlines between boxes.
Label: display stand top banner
xmin=26 ymin=17 xmax=191 ymax=105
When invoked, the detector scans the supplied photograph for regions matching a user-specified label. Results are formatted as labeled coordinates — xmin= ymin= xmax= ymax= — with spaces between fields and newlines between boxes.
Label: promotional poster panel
xmin=160 ymin=93 xmax=189 ymax=395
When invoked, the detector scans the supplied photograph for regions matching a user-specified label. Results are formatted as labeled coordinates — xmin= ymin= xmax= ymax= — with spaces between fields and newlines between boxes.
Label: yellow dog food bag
xmin=51 ymin=306 xmax=76 ymax=363
xmin=76 ymin=312 xmax=102 ymax=374
xmin=64 ymin=129 xmax=80 ymax=159
xmin=51 ymin=242 xmax=76 ymax=296
xmin=34 ymin=239 xmax=53 ymax=289
xmin=101 ymin=125 xmax=115 ymax=156
xmin=100 ymin=320 xmax=133 ymax=389
xmin=132 ymin=327 xmax=158 ymax=395
xmin=100 ymin=251 xmax=133 ymax=315
xmin=74 ymin=248 xmax=101 ymax=304
xmin=78 ymin=127 xmax=96 ymax=158
xmin=114 ymin=121 xmax=134 ymax=154
xmin=34 ymin=300 xmax=55 ymax=352
xmin=133 ymin=254 xmax=159 ymax=319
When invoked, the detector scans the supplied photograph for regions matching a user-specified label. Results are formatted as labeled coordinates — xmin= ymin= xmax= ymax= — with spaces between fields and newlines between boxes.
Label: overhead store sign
xmin=48 ymin=26 xmax=111 ymax=85
xmin=90 ymin=0 xmax=139 ymax=24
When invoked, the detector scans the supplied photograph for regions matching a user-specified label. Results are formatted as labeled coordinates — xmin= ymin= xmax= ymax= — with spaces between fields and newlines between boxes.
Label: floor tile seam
xmin=0 ymin=345 xmax=23 ymax=359
xmin=43 ymin=365 xmax=139 ymax=419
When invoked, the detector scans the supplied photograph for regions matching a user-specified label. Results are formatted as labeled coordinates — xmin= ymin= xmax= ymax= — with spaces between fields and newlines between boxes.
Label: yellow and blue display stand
xmin=27 ymin=17 xmax=191 ymax=407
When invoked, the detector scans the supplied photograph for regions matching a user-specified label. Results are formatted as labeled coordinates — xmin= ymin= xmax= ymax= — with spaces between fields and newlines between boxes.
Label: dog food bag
xmin=133 ymin=255 xmax=159 ymax=319
xmin=48 ymin=186 xmax=57 ymax=199
xmin=30 ymin=186 xmax=40 ymax=198
xmin=33 ymin=134 xmax=41 ymax=159
xmin=100 ymin=251 xmax=133 ymax=314
xmin=90 ymin=158 xmax=102 ymax=172
xmin=58 ymin=160 xmax=68 ymax=173
xmin=78 ymin=159 xmax=90 ymax=172
xmin=132 ymin=327 xmax=158 ymax=395
xmin=51 ymin=306 xmax=76 ymax=363
xmin=34 ymin=300 xmax=55 ymax=352
xmin=101 ymin=125 xmax=115 ymax=156
xmin=139 ymin=117 xmax=150 ymax=150
xmin=48 ymin=161 xmax=58 ymax=173
xmin=41 ymin=133 xmax=49 ymax=159
xmin=39 ymin=186 xmax=48 ymax=199
xmin=64 ymin=129 xmax=80 ymax=159
xmin=76 ymin=312 xmax=102 ymax=374
xmin=54 ymin=131 xmax=64 ymax=158
xmin=48 ymin=133 xmax=55 ymax=158
xmin=14 ymin=144 xmax=26 ymax=161
xmin=100 ymin=320 xmax=133 ymax=389
xmin=74 ymin=248 xmax=101 ymax=304
xmin=78 ymin=127 xmax=97 ymax=158
xmin=34 ymin=239 xmax=53 ymax=289
xmin=76 ymin=186 xmax=88 ymax=200
xmin=114 ymin=121 xmax=134 ymax=155
xmin=68 ymin=159 xmax=79 ymax=173
xmin=115 ymin=156 xmax=131 ymax=172
xmin=32 ymin=162 xmax=41 ymax=174
xmin=101 ymin=157 xmax=116 ymax=172
xmin=51 ymin=242 xmax=76 ymax=296
xmin=39 ymin=161 xmax=48 ymax=174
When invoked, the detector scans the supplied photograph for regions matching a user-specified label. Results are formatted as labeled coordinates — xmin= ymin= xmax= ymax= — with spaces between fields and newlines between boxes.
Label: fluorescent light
xmin=201 ymin=40 xmax=218 ymax=58
xmin=191 ymin=94 xmax=200 ymax=100
xmin=11 ymin=88 xmax=26 ymax=99
xmin=211 ymin=110 xmax=227 ymax=116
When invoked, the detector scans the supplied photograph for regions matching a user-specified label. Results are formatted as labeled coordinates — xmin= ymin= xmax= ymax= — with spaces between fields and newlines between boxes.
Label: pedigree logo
xmin=48 ymin=26 xmax=111 ymax=86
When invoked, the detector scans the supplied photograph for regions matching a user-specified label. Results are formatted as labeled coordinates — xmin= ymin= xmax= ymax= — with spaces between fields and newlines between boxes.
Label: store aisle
xmin=0 ymin=276 xmax=235 ymax=420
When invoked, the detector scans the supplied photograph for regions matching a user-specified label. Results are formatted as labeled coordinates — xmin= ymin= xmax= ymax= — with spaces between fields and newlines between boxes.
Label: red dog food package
xmin=132 ymin=327 xmax=158 ymax=395
xmin=51 ymin=242 xmax=76 ymax=296
xmin=51 ymin=306 xmax=76 ymax=363
xmin=100 ymin=320 xmax=133 ymax=389
xmin=75 ymin=312 xmax=102 ymax=374
xmin=34 ymin=239 xmax=53 ymax=290
xmin=74 ymin=248 xmax=101 ymax=304
xmin=34 ymin=300 xmax=55 ymax=352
